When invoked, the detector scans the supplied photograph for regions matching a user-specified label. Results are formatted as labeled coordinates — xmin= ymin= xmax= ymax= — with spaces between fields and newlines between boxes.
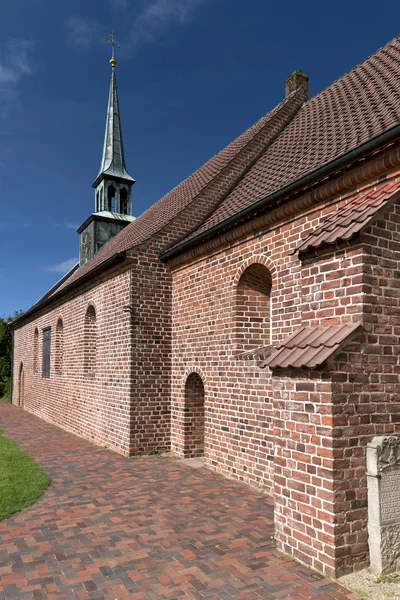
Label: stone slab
xmin=367 ymin=435 xmax=400 ymax=574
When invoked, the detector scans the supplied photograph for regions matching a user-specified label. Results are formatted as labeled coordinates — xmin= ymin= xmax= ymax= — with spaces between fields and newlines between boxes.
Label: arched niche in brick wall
xmin=235 ymin=262 xmax=272 ymax=352
xmin=18 ymin=362 xmax=24 ymax=407
xmin=184 ymin=372 xmax=205 ymax=458
xmin=33 ymin=328 xmax=39 ymax=374
xmin=84 ymin=305 xmax=97 ymax=378
xmin=55 ymin=318 xmax=64 ymax=376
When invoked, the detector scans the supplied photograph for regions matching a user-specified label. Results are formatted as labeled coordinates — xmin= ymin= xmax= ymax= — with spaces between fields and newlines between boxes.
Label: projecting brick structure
xmin=11 ymin=37 xmax=400 ymax=577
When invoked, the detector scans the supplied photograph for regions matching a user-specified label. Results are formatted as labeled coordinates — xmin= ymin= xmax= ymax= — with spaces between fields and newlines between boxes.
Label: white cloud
xmin=66 ymin=16 xmax=100 ymax=48
xmin=0 ymin=40 xmax=34 ymax=117
xmin=132 ymin=0 xmax=215 ymax=47
xmin=42 ymin=257 xmax=78 ymax=274
xmin=65 ymin=222 xmax=79 ymax=230
xmin=0 ymin=39 xmax=34 ymax=85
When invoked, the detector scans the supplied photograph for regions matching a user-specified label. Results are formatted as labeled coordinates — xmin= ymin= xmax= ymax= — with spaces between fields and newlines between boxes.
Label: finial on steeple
xmin=92 ymin=36 xmax=135 ymax=213
xmin=106 ymin=31 xmax=120 ymax=68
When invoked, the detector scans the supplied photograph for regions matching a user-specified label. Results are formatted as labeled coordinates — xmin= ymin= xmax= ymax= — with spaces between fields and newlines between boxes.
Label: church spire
xmin=79 ymin=33 xmax=136 ymax=268
xmin=92 ymin=33 xmax=135 ymax=214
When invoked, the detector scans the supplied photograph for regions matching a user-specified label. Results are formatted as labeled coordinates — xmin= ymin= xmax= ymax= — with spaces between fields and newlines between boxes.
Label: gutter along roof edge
xmin=11 ymin=253 xmax=126 ymax=328
xmin=160 ymin=122 xmax=400 ymax=262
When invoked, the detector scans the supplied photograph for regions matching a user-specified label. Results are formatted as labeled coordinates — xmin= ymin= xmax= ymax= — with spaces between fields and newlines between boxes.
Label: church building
xmin=11 ymin=36 xmax=400 ymax=578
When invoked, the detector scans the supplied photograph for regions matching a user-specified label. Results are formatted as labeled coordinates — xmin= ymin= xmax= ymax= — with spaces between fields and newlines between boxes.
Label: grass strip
xmin=0 ymin=429 xmax=50 ymax=521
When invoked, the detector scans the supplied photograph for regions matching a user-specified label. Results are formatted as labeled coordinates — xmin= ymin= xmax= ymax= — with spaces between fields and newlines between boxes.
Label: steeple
xmin=92 ymin=68 xmax=135 ymax=190
xmin=92 ymin=32 xmax=135 ymax=215
xmin=78 ymin=33 xmax=136 ymax=268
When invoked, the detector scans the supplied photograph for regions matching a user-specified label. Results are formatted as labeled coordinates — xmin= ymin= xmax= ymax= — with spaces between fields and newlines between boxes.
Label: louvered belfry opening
xmin=55 ymin=319 xmax=64 ymax=375
xmin=120 ymin=188 xmax=128 ymax=214
xmin=84 ymin=306 xmax=97 ymax=377
xmin=184 ymin=373 xmax=205 ymax=458
xmin=236 ymin=263 xmax=272 ymax=352
xmin=107 ymin=185 xmax=116 ymax=212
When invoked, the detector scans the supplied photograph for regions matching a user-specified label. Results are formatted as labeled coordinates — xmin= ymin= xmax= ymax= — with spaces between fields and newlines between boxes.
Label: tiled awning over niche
xmin=293 ymin=180 xmax=400 ymax=255
xmin=261 ymin=323 xmax=363 ymax=369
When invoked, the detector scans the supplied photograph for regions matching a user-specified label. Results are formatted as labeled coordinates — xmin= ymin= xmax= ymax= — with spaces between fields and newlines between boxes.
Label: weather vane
xmin=106 ymin=31 xmax=120 ymax=68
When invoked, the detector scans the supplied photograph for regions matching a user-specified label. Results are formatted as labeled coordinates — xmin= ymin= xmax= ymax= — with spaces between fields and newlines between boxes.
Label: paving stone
xmin=0 ymin=405 xmax=359 ymax=600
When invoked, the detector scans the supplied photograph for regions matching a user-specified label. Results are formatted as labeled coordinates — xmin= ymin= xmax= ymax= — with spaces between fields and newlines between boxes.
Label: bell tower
xmin=78 ymin=33 xmax=135 ymax=267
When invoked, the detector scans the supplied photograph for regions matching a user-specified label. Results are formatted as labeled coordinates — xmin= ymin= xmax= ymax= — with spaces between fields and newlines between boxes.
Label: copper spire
xmin=92 ymin=34 xmax=134 ymax=188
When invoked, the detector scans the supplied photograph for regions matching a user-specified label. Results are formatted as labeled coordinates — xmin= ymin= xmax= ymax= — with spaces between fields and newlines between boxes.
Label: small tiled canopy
xmin=292 ymin=180 xmax=400 ymax=255
xmin=261 ymin=323 xmax=363 ymax=369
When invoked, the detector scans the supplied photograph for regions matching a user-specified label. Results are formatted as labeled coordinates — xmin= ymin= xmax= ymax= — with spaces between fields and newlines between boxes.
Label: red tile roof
xmin=293 ymin=179 xmax=400 ymax=255
xmin=261 ymin=323 xmax=363 ymax=369
xmin=52 ymin=90 xmax=303 ymax=296
xmin=178 ymin=37 xmax=400 ymax=245
xmin=35 ymin=36 xmax=400 ymax=305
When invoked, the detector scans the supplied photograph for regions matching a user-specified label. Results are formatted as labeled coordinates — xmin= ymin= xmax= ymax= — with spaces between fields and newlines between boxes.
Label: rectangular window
xmin=42 ymin=327 xmax=51 ymax=378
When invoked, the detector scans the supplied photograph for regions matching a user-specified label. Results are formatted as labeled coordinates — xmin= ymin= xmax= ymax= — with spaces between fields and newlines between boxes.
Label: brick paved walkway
xmin=0 ymin=404 xmax=358 ymax=600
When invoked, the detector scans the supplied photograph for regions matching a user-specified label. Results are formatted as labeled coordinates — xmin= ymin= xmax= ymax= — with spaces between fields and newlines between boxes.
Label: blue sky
xmin=1 ymin=0 xmax=399 ymax=317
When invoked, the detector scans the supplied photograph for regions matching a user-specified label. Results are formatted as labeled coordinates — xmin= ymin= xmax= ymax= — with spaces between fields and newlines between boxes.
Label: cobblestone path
xmin=0 ymin=404 xmax=358 ymax=600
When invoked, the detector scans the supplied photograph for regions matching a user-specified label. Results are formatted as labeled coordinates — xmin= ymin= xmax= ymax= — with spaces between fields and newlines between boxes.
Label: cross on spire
xmin=106 ymin=31 xmax=120 ymax=67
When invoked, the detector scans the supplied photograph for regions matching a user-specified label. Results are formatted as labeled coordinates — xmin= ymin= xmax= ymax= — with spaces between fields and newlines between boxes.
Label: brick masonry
xmin=12 ymin=147 xmax=400 ymax=578
xmin=169 ymin=163 xmax=400 ymax=577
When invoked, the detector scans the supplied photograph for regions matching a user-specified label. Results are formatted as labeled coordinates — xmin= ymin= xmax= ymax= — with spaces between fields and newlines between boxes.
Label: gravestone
xmin=367 ymin=436 xmax=400 ymax=574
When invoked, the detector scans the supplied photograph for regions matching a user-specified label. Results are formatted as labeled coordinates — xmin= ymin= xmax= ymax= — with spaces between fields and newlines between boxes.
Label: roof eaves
xmin=11 ymin=252 xmax=126 ymax=329
xmin=160 ymin=123 xmax=400 ymax=263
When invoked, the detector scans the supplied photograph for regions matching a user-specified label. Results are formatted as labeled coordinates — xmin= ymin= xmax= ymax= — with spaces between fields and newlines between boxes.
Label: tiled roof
xmin=52 ymin=91 xmax=303 ymax=296
xmin=41 ymin=36 xmax=400 ymax=302
xmin=293 ymin=179 xmax=400 ymax=255
xmin=261 ymin=323 xmax=363 ymax=369
xmin=178 ymin=36 xmax=400 ymax=245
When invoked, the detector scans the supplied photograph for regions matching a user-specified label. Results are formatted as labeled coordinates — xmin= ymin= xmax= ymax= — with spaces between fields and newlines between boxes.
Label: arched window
xmin=107 ymin=185 xmax=116 ymax=212
xmin=100 ymin=188 xmax=103 ymax=210
xmin=184 ymin=373 xmax=205 ymax=458
xmin=96 ymin=191 xmax=99 ymax=212
xmin=120 ymin=188 xmax=128 ymax=214
xmin=84 ymin=305 xmax=97 ymax=377
xmin=33 ymin=328 xmax=39 ymax=373
xmin=18 ymin=362 xmax=24 ymax=407
xmin=236 ymin=263 xmax=272 ymax=352
xmin=55 ymin=318 xmax=64 ymax=375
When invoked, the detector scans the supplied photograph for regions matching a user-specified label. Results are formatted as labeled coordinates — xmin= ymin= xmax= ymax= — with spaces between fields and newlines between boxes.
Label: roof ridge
xmin=160 ymin=88 xmax=306 ymax=253
xmin=305 ymin=35 xmax=400 ymax=108
xmin=47 ymin=88 xmax=305 ymax=299
xmin=138 ymin=88 xmax=303 ymax=221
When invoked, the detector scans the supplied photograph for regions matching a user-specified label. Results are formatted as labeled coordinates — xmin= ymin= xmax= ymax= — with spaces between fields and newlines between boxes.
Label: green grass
xmin=376 ymin=573 xmax=400 ymax=584
xmin=0 ymin=430 xmax=51 ymax=521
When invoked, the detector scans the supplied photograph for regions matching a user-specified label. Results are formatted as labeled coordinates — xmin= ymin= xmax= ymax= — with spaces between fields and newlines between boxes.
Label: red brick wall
xmin=12 ymin=148 xmax=400 ymax=578
xmin=183 ymin=372 xmax=205 ymax=457
xmin=127 ymin=248 xmax=172 ymax=454
xmin=170 ymin=178 xmax=400 ymax=577
xmin=328 ymin=199 xmax=400 ymax=575
xmin=236 ymin=263 xmax=272 ymax=352
xmin=272 ymin=372 xmax=338 ymax=576
xmin=13 ymin=266 xmax=134 ymax=455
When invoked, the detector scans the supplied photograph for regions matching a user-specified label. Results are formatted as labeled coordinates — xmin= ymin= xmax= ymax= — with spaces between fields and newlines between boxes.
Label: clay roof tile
xmin=262 ymin=323 xmax=363 ymax=369
xmin=293 ymin=178 xmax=400 ymax=254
